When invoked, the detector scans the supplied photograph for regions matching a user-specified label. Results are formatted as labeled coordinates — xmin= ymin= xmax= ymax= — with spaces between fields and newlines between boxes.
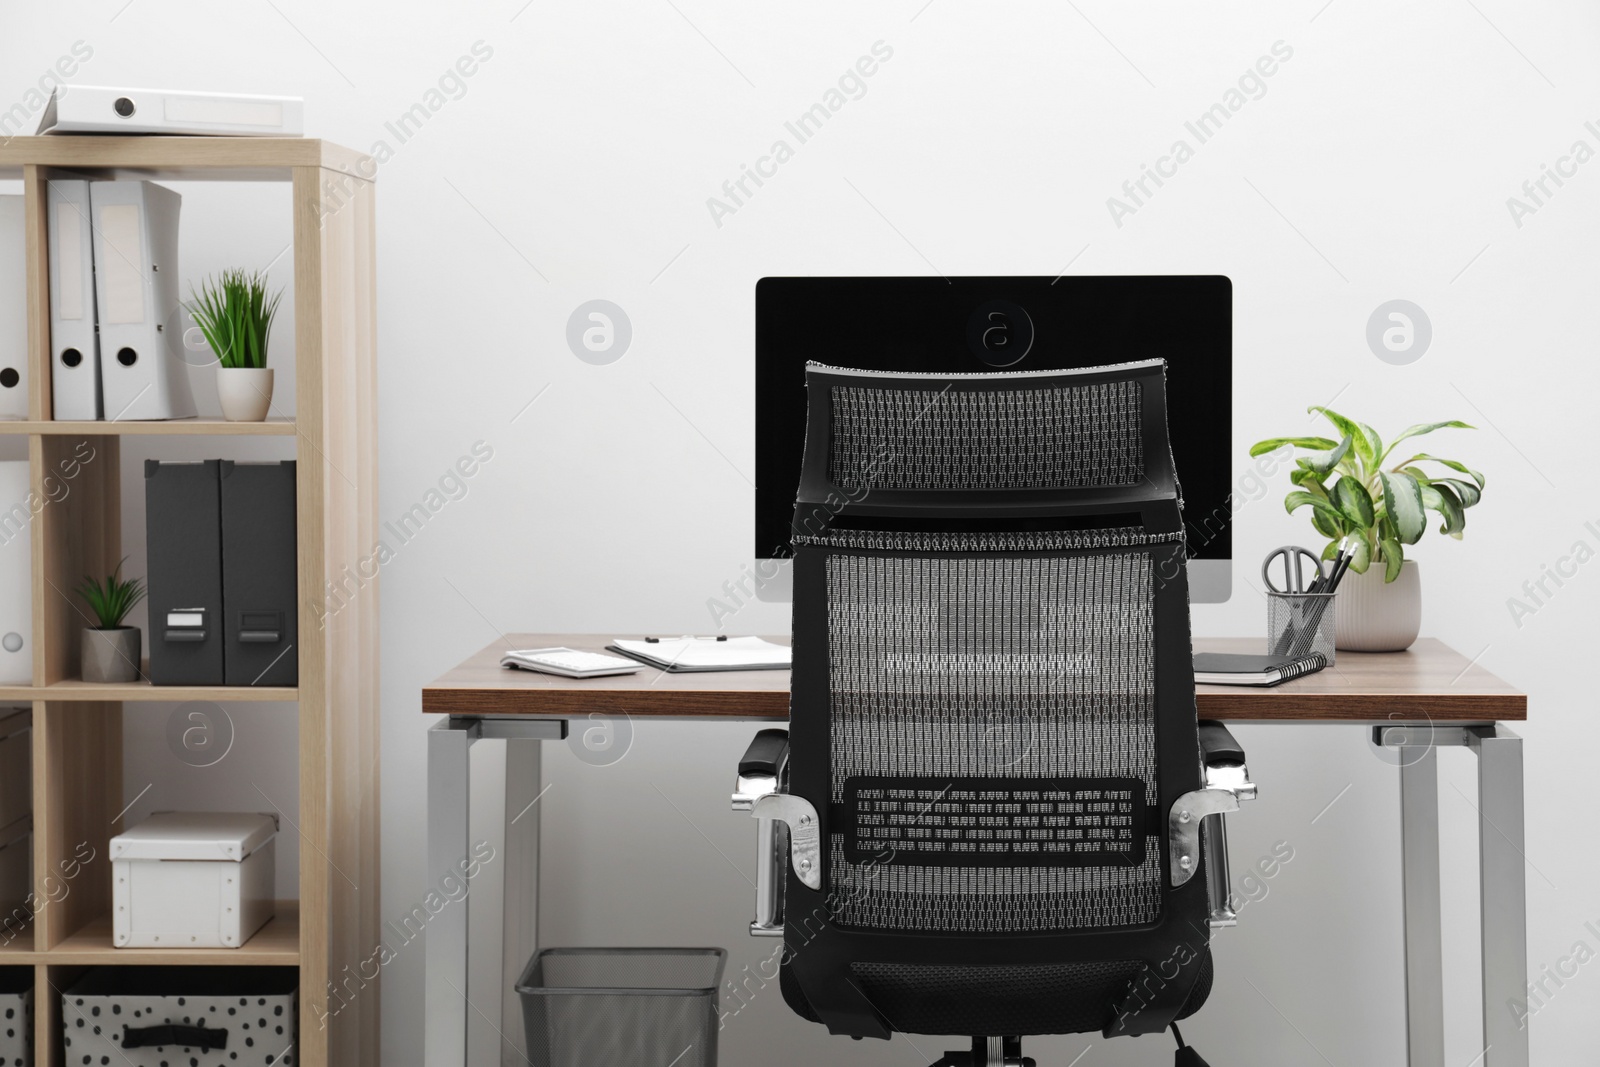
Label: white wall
xmin=4 ymin=1 xmax=1599 ymax=1063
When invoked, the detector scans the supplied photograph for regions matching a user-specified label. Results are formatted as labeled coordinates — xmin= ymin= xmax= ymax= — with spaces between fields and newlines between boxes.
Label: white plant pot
xmin=217 ymin=367 xmax=274 ymax=422
xmin=1335 ymin=560 xmax=1421 ymax=652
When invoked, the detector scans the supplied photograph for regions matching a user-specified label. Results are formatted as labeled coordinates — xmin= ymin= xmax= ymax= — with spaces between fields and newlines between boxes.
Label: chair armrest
xmin=732 ymin=729 xmax=792 ymax=937
xmin=740 ymin=728 xmax=790 ymax=776
xmin=1198 ymin=720 xmax=1255 ymax=802
xmin=1198 ymin=720 xmax=1245 ymax=765
xmin=1171 ymin=722 xmax=1258 ymax=901
xmin=733 ymin=729 xmax=788 ymax=812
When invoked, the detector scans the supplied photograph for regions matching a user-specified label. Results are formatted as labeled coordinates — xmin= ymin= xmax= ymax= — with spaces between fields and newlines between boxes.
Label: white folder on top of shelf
xmin=0 ymin=462 xmax=31 ymax=686
xmin=47 ymin=179 xmax=102 ymax=421
xmin=88 ymin=180 xmax=196 ymax=422
xmin=36 ymin=85 xmax=304 ymax=137
xmin=0 ymin=197 xmax=27 ymax=419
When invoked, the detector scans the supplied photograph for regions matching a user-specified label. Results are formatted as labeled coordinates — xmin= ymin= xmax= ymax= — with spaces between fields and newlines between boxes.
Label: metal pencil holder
xmin=1266 ymin=591 xmax=1336 ymax=665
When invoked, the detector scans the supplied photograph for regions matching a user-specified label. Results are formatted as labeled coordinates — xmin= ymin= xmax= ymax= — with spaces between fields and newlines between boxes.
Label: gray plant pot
xmin=82 ymin=627 xmax=141 ymax=683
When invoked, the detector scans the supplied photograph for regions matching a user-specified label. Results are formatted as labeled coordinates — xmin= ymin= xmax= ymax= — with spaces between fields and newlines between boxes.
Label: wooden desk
xmin=424 ymin=636 xmax=1528 ymax=1067
xmin=423 ymin=635 xmax=1525 ymax=723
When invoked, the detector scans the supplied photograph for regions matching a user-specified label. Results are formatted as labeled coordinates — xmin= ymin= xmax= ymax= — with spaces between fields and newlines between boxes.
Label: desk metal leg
xmin=1472 ymin=726 xmax=1529 ymax=1067
xmin=428 ymin=718 xmax=566 ymax=1067
xmin=427 ymin=720 xmax=472 ymax=1067
xmin=1400 ymin=745 xmax=1446 ymax=1067
xmin=500 ymin=739 xmax=542 ymax=1067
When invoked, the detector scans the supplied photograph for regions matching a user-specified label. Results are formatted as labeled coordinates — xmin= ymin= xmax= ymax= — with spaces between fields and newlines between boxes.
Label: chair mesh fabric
xmin=786 ymin=363 xmax=1204 ymax=1040
xmin=827 ymin=381 xmax=1143 ymax=491
xmin=825 ymin=547 xmax=1162 ymax=933
xmin=794 ymin=526 xmax=1180 ymax=552
xmin=847 ymin=960 xmax=1145 ymax=1036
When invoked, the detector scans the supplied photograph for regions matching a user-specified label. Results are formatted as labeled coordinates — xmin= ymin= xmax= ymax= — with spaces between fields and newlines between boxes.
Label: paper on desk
xmin=609 ymin=636 xmax=791 ymax=672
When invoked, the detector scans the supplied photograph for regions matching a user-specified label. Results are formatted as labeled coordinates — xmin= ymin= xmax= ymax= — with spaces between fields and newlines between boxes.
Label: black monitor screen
xmin=755 ymin=276 xmax=1232 ymax=560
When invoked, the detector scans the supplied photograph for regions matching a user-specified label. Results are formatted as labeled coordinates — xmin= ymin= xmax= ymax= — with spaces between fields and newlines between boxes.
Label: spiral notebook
xmin=1193 ymin=651 xmax=1327 ymax=687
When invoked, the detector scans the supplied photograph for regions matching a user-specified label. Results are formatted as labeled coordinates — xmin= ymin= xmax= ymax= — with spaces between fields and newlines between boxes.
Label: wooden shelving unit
xmin=0 ymin=137 xmax=380 ymax=1067
xmin=0 ymin=416 xmax=299 ymax=436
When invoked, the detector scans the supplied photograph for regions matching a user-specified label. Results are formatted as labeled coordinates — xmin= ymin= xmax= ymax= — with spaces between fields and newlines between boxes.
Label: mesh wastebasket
xmin=516 ymin=948 xmax=726 ymax=1067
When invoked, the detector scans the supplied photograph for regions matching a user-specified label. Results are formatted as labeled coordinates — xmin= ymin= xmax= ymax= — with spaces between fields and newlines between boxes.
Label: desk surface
xmin=423 ymin=636 xmax=1525 ymax=722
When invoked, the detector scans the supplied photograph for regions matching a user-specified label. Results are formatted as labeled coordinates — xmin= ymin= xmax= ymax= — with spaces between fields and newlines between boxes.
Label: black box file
xmin=221 ymin=460 xmax=298 ymax=687
xmin=145 ymin=460 xmax=224 ymax=685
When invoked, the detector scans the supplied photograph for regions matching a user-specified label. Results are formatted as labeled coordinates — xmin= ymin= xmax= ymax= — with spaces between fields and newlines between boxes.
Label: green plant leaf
xmin=1380 ymin=421 xmax=1474 ymax=465
xmin=1249 ymin=436 xmax=1338 ymax=458
xmin=1310 ymin=506 xmax=1344 ymax=539
xmin=1296 ymin=435 xmax=1352 ymax=475
xmin=1290 ymin=467 xmax=1329 ymax=496
xmin=1321 ymin=539 xmax=1344 ymax=561
xmin=1345 ymin=536 xmax=1372 ymax=574
xmin=1399 ymin=466 xmax=1432 ymax=485
xmin=185 ymin=269 xmax=281 ymax=371
xmin=1436 ymin=478 xmax=1481 ymax=508
xmin=1380 ymin=470 xmax=1427 ymax=545
xmin=1357 ymin=423 xmax=1383 ymax=468
xmin=1401 ymin=454 xmax=1484 ymax=490
xmin=1331 ymin=475 xmax=1376 ymax=529
xmin=1308 ymin=407 xmax=1371 ymax=471
xmin=1285 ymin=490 xmax=1347 ymax=534
xmin=1381 ymin=537 xmax=1404 ymax=581
xmin=1421 ymin=483 xmax=1465 ymax=538
xmin=75 ymin=557 xmax=146 ymax=629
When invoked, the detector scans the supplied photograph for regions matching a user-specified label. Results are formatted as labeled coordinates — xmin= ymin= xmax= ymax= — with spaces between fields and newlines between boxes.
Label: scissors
xmin=1261 ymin=545 xmax=1326 ymax=595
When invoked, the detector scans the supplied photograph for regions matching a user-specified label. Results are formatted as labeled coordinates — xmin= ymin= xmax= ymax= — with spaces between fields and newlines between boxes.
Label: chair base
xmin=928 ymin=1034 xmax=1212 ymax=1066
xmin=930 ymin=1037 xmax=1035 ymax=1067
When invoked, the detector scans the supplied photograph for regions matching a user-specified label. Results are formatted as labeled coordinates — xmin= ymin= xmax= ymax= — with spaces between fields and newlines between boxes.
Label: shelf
xmin=0 ymin=930 xmax=34 ymax=960
xmin=0 ymin=417 xmax=296 ymax=436
xmin=9 ymin=677 xmax=298 ymax=703
xmin=49 ymin=901 xmax=300 ymax=965
xmin=0 ymin=136 xmax=370 ymax=183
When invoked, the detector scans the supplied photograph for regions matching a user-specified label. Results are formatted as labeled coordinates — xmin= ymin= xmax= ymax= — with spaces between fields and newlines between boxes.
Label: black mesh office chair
xmin=732 ymin=360 xmax=1256 ymax=1067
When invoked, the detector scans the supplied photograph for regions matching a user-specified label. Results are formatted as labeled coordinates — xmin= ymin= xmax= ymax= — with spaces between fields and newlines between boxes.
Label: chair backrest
xmin=782 ymin=360 xmax=1209 ymax=1042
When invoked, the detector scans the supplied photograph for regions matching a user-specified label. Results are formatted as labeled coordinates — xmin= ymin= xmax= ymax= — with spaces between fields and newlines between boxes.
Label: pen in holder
xmin=1267 ymin=590 xmax=1337 ymax=665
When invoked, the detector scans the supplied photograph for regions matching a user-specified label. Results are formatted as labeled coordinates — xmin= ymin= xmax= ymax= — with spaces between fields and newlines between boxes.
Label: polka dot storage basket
xmin=61 ymin=966 xmax=294 ymax=1067
xmin=0 ymin=968 xmax=29 ymax=1067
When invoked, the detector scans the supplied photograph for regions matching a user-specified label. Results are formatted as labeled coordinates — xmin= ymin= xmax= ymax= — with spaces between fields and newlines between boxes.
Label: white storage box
xmin=111 ymin=812 xmax=276 ymax=949
xmin=63 ymin=966 xmax=295 ymax=1067
xmin=0 ymin=968 xmax=30 ymax=1066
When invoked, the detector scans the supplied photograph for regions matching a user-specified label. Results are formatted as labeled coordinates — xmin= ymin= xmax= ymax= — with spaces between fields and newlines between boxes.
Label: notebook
xmin=1194 ymin=651 xmax=1328 ymax=687
xmin=500 ymin=648 xmax=646 ymax=679
xmin=609 ymin=636 xmax=791 ymax=673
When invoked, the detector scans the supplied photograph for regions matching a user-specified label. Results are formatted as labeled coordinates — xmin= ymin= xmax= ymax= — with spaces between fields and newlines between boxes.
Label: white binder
xmin=47 ymin=179 xmax=102 ymax=420
xmin=0 ymin=462 xmax=31 ymax=686
xmin=89 ymin=181 xmax=196 ymax=422
xmin=36 ymin=85 xmax=303 ymax=137
xmin=0 ymin=197 xmax=27 ymax=419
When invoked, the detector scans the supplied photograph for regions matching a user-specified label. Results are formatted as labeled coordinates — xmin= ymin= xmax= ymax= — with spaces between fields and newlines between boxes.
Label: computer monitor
xmin=754 ymin=276 xmax=1233 ymax=602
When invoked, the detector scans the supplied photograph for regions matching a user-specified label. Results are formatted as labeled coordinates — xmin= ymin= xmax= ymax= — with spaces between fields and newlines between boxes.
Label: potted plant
xmin=1251 ymin=406 xmax=1486 ymax=652
xmin=186 ymin=269 xmax=283 ymax=422
xmin=77 ymin=560 xmax=147 ymax=683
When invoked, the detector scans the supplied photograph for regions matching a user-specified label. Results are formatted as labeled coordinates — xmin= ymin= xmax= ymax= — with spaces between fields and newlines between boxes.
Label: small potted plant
xmin=1251 ymin=406 xmax=1486 ymax=652
xmin=186 ymin=269 xmax=283 ymax=422
xmin=77 ymin=560 xmax=147 ymax=683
